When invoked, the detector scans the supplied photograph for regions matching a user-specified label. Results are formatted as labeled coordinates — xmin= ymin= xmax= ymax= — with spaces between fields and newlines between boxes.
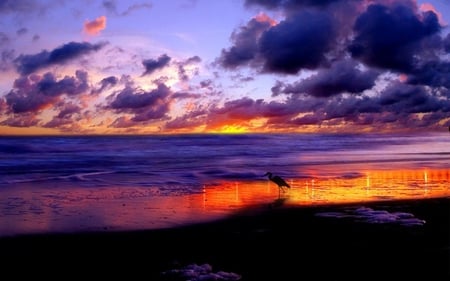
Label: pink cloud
xmin=254 ymin=12 xmax=277 ymax=26
xmin=83 ymin=16 xmax=107 ymax=35
xmin=420 ymin=3 xmax=446 ymax=26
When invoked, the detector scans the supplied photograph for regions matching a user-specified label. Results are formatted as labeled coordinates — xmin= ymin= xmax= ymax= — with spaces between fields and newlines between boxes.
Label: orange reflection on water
xmin=203 ymin=168 xmax=450 ymax=209
xmin=0 ymin=168 xmax=448 ymax=237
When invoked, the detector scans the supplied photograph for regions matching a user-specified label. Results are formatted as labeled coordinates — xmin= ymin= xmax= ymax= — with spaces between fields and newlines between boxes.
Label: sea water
xmin=0 ymin=133 xmax=449 ymax=236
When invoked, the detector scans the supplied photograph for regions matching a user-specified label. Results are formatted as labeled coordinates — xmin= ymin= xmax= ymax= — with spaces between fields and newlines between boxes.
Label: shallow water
xmin=0 ymin=133 xmax=449 ymax=237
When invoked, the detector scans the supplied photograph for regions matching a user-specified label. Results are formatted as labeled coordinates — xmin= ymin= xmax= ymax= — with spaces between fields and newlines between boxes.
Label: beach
xmin=1 ymin=134 xmax=448 ymax=280
xmin=1 ymin=196 xmax=448 ymax=281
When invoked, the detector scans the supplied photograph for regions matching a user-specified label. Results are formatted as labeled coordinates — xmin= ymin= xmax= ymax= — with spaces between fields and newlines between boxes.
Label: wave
xmin=1 ymin=133 xmax=448 ymax=191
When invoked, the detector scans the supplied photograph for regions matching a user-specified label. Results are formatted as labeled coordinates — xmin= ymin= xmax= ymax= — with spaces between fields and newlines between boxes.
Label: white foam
xmin=161 ymin=263 xmax=242 ymax=281
xmin=316 ymin=207 xmax=426 ymax=226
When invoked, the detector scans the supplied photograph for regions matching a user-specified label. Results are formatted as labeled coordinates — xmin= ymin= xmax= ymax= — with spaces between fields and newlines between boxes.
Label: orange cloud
xmin=398 ymin=73 xmax=408 ymax=83
xmin=83 ymin=16 xmax=107 ymax=35
xmin=420 ymin=3 xmax=446 ymax=26
xmin=254 ymin=12 xmax=277 ymax=26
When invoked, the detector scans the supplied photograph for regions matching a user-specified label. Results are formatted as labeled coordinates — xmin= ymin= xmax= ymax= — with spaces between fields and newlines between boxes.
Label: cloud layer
xmin=0 ymin=0 xmax=449 ymax=134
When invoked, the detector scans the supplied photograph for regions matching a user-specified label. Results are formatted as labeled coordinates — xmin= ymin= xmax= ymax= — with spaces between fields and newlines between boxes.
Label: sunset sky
xmin=1 ymin=0 xmax=449 ymax=135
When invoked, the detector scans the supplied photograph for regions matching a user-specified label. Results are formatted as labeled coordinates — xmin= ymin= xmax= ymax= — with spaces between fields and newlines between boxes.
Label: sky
xmin=0 ymin=0 xmax=449 ymax=135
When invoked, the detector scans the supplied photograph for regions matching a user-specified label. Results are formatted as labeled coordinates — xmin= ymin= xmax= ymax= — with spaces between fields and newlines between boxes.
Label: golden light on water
xmin=0 ymin=168 xmax=448 ymax=237
xmin=201 ymin=168 xmax=450 ymax=208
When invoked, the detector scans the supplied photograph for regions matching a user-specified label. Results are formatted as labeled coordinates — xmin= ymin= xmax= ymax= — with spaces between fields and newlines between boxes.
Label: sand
xmin=1 ymin=197 xmax=449 ymax=281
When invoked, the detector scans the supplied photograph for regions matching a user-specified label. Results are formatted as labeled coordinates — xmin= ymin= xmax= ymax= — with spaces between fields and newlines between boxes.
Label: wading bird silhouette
xmin=264 ymin=172 xmax=290 ymax=196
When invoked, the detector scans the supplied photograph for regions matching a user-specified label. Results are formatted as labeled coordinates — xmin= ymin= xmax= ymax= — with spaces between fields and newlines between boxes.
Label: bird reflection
xmin=270 ymin=197 xmax=287 ymax=208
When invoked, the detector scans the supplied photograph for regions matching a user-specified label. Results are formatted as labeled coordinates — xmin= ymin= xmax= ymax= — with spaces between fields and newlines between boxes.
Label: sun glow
xmin=216 ymin=125 xmax=247 ymax=134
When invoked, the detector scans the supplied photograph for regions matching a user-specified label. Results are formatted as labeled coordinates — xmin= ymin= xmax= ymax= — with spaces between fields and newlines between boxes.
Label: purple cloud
xmin=108 ymin=83 xmax=172 ymax=123
xmin=102 ymin=0 xmax=153 ymax=16
xmin=3 ymin=70 xmax=89 ymax=114
xmin=14 ymin=41 xmax=105 ymax=75
xmin=260 ymin=11 xmax=335 ymax=73
xmin=218 ymin=16 xmax=273 ymax=69
xmin=348 ymin=3 xmax=441 ymax=72
xmin=0 ymin=0 xmax=38 ymax=14
xmin=218 ymin=10 xmax=337 ymax=74
xmin=92 ymin=76 xmax=119 ymax=94
xmin=142 ymin=54 xmax=171 ymax=76
xmin=0 ymin=113 xmax=39 ymax=127
xmin=274 ymin=60 xmax=380 ymax=97
xmin=38 ymin=71 xmax=89 ymax=97
xmin=244 ymin=0 xmax=343 ymax=10
xmin=177 ymin=55 xmax=201 ymax=81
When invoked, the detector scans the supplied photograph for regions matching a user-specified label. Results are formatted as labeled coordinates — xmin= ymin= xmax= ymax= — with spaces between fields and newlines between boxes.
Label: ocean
xmin=1 ymin=133 xmax=449 ymax=237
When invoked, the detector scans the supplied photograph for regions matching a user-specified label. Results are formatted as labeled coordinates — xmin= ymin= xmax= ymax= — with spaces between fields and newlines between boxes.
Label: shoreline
xmin=1 ymin=167 xmax=448 ymax=238
xmin=1 ymin=196 xmax=449 ymax=280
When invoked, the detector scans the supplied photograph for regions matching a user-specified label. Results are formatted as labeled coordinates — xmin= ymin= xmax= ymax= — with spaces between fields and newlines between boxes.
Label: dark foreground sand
xmin=2 ymin=197 xmax=449 ymax=281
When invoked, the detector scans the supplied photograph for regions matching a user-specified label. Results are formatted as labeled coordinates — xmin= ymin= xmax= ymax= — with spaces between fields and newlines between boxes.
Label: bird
xmin=264 ymin=172 xmax=291 ymax=193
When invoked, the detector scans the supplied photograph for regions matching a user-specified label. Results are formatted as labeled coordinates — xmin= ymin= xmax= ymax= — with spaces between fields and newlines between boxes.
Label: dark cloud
xmin=14 ymin=41 xmax=105 ymax=75
xmin=56 ymin=103 xmax=82 ymax=119
xmin=232 ymin=0 xmax=442 ymax=74
xmin=444 ymin=33 xmax=450 ymax=53
xmin=43 ymin=102 xmax=83 ymax=128
xmin=210 ymin=97 xmax=262 ymax=117
xmin=16 ymin=28 xmax=27 ymax=36
xmin=172 ymin=92 xmax=202 ymax=99
xmin=211 ymin=0 xmax=449 ymax=132
xmin=109 ymin=116 xmax=135 ymax=128
xmin=180 ymin=77 xmax=449 ymax=132
xmin=43 ymin=117 xmax=73 ymax=128
xmin=219 ymin=10 xmax=337 ymax=74
xmin=108 ymin=83 xmax=172 ymax=122
xmin=203 ymin=97 xmax=298 ymax=130
xmin=4 ymin=70 xmax=89 ymax=114
xmin=165 ymin=114 xmax=205 ymax=130
xmin=407 ymin=61 xmax=450 ymax=89
xmin=348 ymin=3 xmax=441 ymax=72
xmin=38 ymin=70 xmax=89 ymax=97
xmin=5 ymin=76 xmax=58 ymax=114
xmin=0 ymin=32 xmax=10 ymax=45
xmin=244 ymin=0 xmax=342 ymax=10
xmin=305 ymin=82 xmax=450 ymax=129
xmin=1 ymin=49 xmax=15 ymax=71
xmin=92 ymin=75 xmax=118 ymax=94
xmin=42 ymin=102 xmax=83 ymax=129
xmin=200 ymin=79 xmax=213 ymax=89
xmin=255 ymin=12 xmax=340 ymax=74
xmin=378 ymin=83 xmax=445 ymax=114
xmin=177 ymin=55 xmax=201 ymax=81
xmin=0 ymin=114 xmax=39 ymax=127
xmin=100 ymin=75 xmax=119 ymax=88
xmin=0 ymin=0 xmax=38 ymax=14
xmin=142 ymin=54 xmax=171 ymax=76
xmin=102 ymin=0 xmax=152 ymax=16
xmin=230 ymin=0 xmax=446 ymax=77
xmin=218 ymin=16 xmax=273 ymax=69
xmin=184 ymin=55 xmax=201 ymax=64
xmin=274 ymin=60 xmax=380 ymax=97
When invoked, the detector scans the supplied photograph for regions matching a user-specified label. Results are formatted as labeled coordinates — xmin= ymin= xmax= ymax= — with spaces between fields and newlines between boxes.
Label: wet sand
xmin=1 ymin=168 xmax=449 ymax=238
xmin=1 ymin=196 xmax=449 ymax=281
